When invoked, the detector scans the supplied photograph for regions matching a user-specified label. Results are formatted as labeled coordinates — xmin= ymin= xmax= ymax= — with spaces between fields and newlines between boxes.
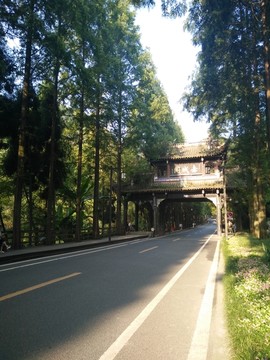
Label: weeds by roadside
xmin=222 ymin=233 xmax=270 ymax=360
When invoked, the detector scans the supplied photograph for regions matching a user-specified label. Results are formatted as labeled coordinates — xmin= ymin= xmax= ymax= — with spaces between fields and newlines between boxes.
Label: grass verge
xmin=222 ymin=233 xmax=270 ymax=360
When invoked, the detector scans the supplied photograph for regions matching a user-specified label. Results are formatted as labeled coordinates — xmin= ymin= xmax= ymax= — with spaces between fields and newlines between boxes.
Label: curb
xmin=0 ymin=234 xmax=149 ymax=265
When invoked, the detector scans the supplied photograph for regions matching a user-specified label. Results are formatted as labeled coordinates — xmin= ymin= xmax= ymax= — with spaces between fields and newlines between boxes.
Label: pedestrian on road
xmin=0 ymin=232 xmax=10 ymax=253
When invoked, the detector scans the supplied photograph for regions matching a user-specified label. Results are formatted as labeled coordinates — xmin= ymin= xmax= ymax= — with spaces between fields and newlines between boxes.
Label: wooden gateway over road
xmin=121 ymin=139 xmax=229 ymax=236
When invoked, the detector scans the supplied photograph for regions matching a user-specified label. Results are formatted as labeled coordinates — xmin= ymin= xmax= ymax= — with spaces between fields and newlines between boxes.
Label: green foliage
xmin=223 ymin=234 xmax=270 ymax=359
xmin=262 ymin=243 xmax=270 ymax=263
xmin=0 ymin=0 xmax=185 ymax=241
xmin=0 ymin=96 xmax=20 ymax=139
xmin=122 ymin=149 xmax=152 ymax=186
xmin=0 ymin=30 xmax=15 ymax=95
xmin=131 ymin=0 xmax=187 ymax=18
xmin=183 ymin=1 xmax=270 ymax=237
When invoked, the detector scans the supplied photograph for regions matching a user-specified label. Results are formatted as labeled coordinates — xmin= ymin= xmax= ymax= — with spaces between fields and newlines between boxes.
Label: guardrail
xmin=5 ymin=227 xmax=120 ymax=248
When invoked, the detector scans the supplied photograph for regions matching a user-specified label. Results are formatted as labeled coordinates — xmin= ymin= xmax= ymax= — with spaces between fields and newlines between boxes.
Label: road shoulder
xmin=207 ymin=247 xmax=231 ymax=359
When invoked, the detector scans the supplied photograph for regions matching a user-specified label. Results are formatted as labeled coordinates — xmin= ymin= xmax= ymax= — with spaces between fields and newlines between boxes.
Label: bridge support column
xmin=153 ymin=193 xmax=158 ymax=234
xmin=123 ymin=197 xmax=128 ymax=233
xmin=216 ymin=192 xmax=222 ymax=236
xmin=153 ymin=194 xmax=157 ymax=232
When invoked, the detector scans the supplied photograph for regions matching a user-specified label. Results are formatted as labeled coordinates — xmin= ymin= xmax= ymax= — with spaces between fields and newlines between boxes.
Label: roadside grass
xmin=222 ymin=233 xmax=270 ymax=360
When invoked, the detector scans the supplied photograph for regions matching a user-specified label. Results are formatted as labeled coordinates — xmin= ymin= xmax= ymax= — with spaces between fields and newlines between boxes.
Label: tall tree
xmin=1 ymin=0 xmax=186 ymax=243
xmin=91 ymin=0 xmax=110 ymax=238
xmin=261 ymin=0 xmax=270 ymax=150
xmin=42 ymin=0 xmax=74 ymax=244
xmin=183 ymin=0 xmax=269 ymax=238
xmin=10 ymin=0 xmax=37 ymax=248
xmin=105 ymin=0 xmax=143 ymax=233
xmin=72 ymin=1 xmax=88 ymax=243
xmin=52 ymin=0 xmax=97 ymax=241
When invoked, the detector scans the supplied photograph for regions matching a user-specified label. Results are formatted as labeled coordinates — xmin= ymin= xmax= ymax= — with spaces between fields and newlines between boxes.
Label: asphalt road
xmin=0 ymin=224 xmax=228 ymax=360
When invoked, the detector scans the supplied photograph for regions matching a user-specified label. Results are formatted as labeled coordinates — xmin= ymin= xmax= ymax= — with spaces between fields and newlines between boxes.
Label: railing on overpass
xmin=122 ymin=173 xmax=224 ymax=192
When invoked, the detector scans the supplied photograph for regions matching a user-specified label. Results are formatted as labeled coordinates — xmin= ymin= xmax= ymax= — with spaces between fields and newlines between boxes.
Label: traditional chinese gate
xmin=121 ymin=140 xmax=229 ymax=236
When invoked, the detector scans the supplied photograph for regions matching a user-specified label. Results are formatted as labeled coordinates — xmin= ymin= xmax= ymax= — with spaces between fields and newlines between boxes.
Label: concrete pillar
xmin=123 ymin=197 xmax=128 ymax=233
xmin=216 ymin=192 xmax=222 ymax=236
xmin=166 ymin=160 xmax=170 ymax=177
xmin=153 ymin=193 xmax=157 ymax=233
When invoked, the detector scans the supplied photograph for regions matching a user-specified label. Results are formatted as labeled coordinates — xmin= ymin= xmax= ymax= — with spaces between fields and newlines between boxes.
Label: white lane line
xmin=139 ymin=246 xmax=158 ymax=254
xmin=187 ymin=237 xmax=220 ymax=360
xmin=0 ymin=237 xmax=154 ymax=272
xmin=172 ymin=237 xmax=181 ymax=242
xmin=99 ymin=234 xmax=214 ymax=360
xmin=0 ymin=243 xmax=129 ymax=272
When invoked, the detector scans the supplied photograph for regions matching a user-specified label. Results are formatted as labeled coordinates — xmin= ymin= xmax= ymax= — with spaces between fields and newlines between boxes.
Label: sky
xmin=135 ymin=4 xmax=209 ymax=143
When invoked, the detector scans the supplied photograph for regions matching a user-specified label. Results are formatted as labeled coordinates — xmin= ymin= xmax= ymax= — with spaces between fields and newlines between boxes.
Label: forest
xmin=1 ymin=0 xmax=270 ymax=248
xmin=0 ymin=0 xmax=185 ymax=248
xmin=182 ymin=0 xmax=270 ymax=239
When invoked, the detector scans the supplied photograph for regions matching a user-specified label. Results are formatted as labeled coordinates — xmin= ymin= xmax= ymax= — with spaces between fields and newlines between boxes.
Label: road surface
xmin=0 ymin=224 xmax=228 ymax=360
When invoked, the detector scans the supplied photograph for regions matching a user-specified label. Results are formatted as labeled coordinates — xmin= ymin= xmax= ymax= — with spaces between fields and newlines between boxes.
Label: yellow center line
xmin=0 ymin=272 xmax=81 ymax=302
xmin=139 ymin=246 xmax=158 ymax=254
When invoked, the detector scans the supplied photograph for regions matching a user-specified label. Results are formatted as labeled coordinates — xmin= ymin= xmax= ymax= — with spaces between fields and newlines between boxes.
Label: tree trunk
xmin=0 ymin=208 xmax=6 ymax=233
xmin=24 ymin=178 xmax=34 ymax=246
xmin=250 ymin=177 xmax=266 ymax=239
xmin=248 ymin=27 xmax=267 ymax=239
xmin=93 ymin=85 xmax=101 ymax=238
xmin=75 ymin=91 xmax=84 ymax=242
xmin=250 ymin=109 xmax=267 ymax=239
xmin=116 ymin=141 xmax=122 ymax=234
xmin=116 ymin=99 xmax=123 ymax=234
xmin=262 ymin=0 xmax=270 ymax=151
xmin=13 ymin=0 xmax=34 ymax=249
xmin=46 ymin=61 xmax=60 ymax=245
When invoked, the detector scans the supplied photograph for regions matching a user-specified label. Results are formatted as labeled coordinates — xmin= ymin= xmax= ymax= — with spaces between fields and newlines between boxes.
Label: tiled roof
xmin=122 ymin=180 xmax=224 ymax=194
xmin=151 ymin=140 xmax=227 ymax=161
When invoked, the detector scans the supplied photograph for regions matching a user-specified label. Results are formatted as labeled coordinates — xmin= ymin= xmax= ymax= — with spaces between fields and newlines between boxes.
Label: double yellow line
xmin=0 ymin=272 xmax=81 ymax=302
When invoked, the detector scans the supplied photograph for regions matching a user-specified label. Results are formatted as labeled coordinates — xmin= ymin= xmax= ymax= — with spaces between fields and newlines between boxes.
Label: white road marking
xmin=187 ymin=237 xmax=220 ymax=360
xmin=0 ymin=243 xmax=129 ymax=272
xmin=0 ymin=238 xmax=156 ymax=272
xmin=99 ymin=234 xmax=214 ymax=360
xmin=139 ymin=246 xmax=158 ymax=253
